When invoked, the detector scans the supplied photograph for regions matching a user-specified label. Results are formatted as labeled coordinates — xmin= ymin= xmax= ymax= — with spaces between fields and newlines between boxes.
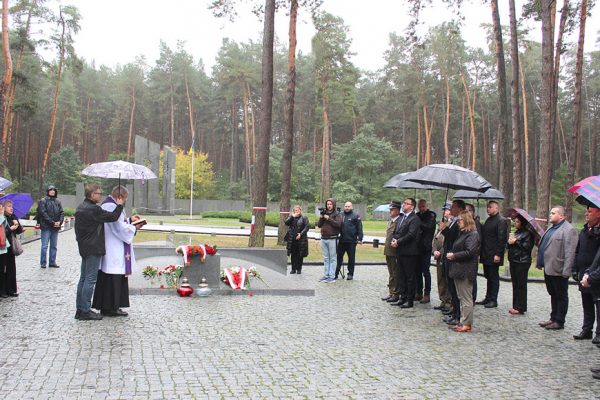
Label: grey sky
xmin=58 ymin=0 xmax=599 ymax=73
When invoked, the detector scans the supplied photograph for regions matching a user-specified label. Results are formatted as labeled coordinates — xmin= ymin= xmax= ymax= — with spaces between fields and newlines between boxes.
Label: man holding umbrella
xmin=74 ymin=184 xmax=125 ymax=321
xmin=572 ymin=206 xmax=600 ymax=342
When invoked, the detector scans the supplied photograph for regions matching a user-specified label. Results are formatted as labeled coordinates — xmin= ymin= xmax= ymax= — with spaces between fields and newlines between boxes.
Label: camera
xmin=318 ymin=207 xmax=326 ymax=215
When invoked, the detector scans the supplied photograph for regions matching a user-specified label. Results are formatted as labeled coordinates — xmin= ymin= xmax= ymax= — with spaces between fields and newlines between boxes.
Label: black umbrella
xmin=384 ymin=172 xmax=441 ymax=190
xmin=405 ymin=164 xmax=492 ymax=204
xmin=453 ymin=188 xmax=505 ymax=200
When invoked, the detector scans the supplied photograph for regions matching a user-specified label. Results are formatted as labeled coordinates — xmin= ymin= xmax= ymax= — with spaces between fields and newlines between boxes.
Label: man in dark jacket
xmin=572 ymin=206 xmax=600 ymax=342
xmin=580 ymin=234 xmax=600 ymax=379
xmin=435 ymin=200 xmax=466 ymax=325
xmin=74 ymin=184 xmax=124 ymax=321
xmin=38 ymin=185 xmax=64 ymax=268
xmin=390 ymin=197 xmax=421 ymax=308
xmin=317 ymin=198 xmax=342 ymax=283
xmin=416 ymin=199 xmax=436 ymax=303
xmin=477 ymin=200 xmax=508 ymax=309
xmin=335 ymin=202 xmax=363 ymax=281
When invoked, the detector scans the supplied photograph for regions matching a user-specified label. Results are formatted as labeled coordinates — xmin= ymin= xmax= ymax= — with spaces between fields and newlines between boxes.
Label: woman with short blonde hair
xmin=284 ymin=205 xmax=310 ymax=274
xmin=447 ymin=210 xmax=481 ymax=332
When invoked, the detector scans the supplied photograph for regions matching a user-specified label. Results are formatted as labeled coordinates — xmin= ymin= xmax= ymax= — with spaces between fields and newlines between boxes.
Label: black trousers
xmin=416 ymin=251 xmax=432 ymax=296
xmin=397 ymin=255 xmax=419 ymax=304
xmin=581 ymin=291 xmax=600 ymax=334
xmin=544 ymin=274 xmax=569 ymax=325
xmin=336 ymin=242 xmax=357 ymax=277
xmin=0 ymin=253 xmax=7 ymax=296
xmin=510 ymin=262 xmax=530 ymax=312
xmin=483 ymin=263 xmax=500 ymax=302
xmin=290 ymin=242 xmax=304 ymax=272
xmin=3 ymin=251 xmax=17 ymax=295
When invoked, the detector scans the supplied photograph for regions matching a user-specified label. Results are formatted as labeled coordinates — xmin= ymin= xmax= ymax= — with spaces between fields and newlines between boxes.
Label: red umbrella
xmin=504 ymin=207 xmax=545 ymax=245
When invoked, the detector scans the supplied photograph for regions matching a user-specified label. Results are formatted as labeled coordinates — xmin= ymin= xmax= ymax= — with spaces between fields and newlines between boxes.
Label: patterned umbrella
xmin=81 ymin=160 xmax=157 ymax=180
xmin=0 ymin=176 xmax=13 ymax=191
xmin=0 ymin=193 xmax=34 ymax=218
xmin=567 ymin=175 xmax=600 ymax=208
xmin=504 ymin=207 xmax=545 ymax=245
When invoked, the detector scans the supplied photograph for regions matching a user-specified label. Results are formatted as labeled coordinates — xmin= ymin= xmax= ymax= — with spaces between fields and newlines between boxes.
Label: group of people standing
xmin=74 ymin=184 xmax=141 ymax=321
xmin=285 ymin=198 xmax=364 ymax=282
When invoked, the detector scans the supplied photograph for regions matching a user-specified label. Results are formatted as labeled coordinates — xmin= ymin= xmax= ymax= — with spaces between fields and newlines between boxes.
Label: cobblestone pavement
xmin=1 ymin=229 xmax=599 ymax=399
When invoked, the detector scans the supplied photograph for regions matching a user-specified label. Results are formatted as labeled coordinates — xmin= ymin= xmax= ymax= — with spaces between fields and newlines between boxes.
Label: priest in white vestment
xmin=92 ymin=186 xmax=141 ymax=316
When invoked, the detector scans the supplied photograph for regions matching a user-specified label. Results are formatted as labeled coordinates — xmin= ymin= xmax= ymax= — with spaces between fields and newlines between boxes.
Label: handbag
xmin=11 ymin=234 xmax=23 ymax=256
xmin=0 ymin=225 xmax=5 ymax=249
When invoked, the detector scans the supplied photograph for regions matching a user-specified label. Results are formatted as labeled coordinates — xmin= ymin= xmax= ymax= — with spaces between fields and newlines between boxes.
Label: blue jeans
xmin=40 ymin=229 xmax=58 ymax=266
xmin=76 ymin=255 xmax=101 ymax=312
xmin=320 ymin=238 xmax=337 ymax=279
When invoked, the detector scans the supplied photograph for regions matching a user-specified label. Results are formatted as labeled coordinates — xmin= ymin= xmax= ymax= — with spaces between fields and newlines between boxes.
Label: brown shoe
xmin=420 ymin=295 xmax=430 ymax=304
xmin=453 ymin=325 xmax=472 ymax=333
xmin=538 ymin=320 xmax=554 ymax=327
xmin=414 ymin=294 xmax=423 ymax=301
xmin=545 ymin=322 xmax=564 ymax=330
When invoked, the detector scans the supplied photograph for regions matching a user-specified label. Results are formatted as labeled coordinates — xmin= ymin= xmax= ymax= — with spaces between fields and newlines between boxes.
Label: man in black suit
xmin=390 ymin=197 xmax=421 ymax=308
xmin=434 ymin=199 xmax=466 ymax=325
xmin=477 ymin=200 xmax=508 ymax=308
xmin=416 ymin=199 xmax=436 ymax=303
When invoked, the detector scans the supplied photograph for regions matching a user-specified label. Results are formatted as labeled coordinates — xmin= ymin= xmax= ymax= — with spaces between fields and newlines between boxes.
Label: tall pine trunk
xmin=248 ymin=0 xmax=275 ymax=247
xmin=565 ymin=0 xmax=587 ymax=221
xmin=509 ymin=0 xmax=523 ymax=208
xmin=42 ymin=9 xmax=66 ymax=180
xmin=491 ymin=0 xmax=510 ymax=200
xmin=1 ymin=0 xmax=13 ymax=165
xmin=536 ymin=0 xmax=557 ymax=225
xmin=278 ymin=0 xmax=298 ymax=245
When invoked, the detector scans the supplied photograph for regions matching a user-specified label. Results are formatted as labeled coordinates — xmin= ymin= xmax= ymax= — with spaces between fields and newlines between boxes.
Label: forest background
xmin=0 ymin=0 xmax=598 ymax=224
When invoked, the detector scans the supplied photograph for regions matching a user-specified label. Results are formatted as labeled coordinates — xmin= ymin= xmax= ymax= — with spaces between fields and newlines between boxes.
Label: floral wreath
xmin=221 ymin=266 xmax=266 ymax=290
xmin=176 ymin=244 xmax=217 ymax=266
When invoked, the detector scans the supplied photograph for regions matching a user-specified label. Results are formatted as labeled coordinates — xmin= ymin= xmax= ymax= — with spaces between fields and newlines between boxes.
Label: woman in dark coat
xmin=2 ymin=200 xmax=23 ymax=297
xmin=506 ymin=215 xmax=534 ymax=315
xmin=447 ymin=210 xmax=481 ymax=332
xmin=285 ymin=205 xmax=309 ymax=274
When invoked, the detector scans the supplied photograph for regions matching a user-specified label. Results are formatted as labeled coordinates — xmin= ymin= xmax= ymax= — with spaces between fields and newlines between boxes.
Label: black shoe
xmin=347 ymin=275 xmax=353 ymax=281
xmin=74 ymin=310 xmax=83 ymax=320
xmin=475 ymin=299 xmax=489 ymax=305
xmin=7 ymin=293 xmax=18 ymax=297
xmin=433 ymin=304 xmax=446 ymax=310
xmin=381 ymin=295 xmax=393 ymax=301
xmin=40 ymin=264 xmax=47 ymax=268
xmin=290 ymin=270 xmax=296 ymax=274
xmin=593 ymin=334 xmax=600 ymax=345
xmin=593 ymin=372 xmax=600 ymax=380
xmin=0 ymin=293 xmax=8 ymax=298
xmin=78 ymin=310 xmax=103 ymax=321
xmin=390 ymin=298 xmax=407 ymax=306
xmin=484 ymin=301 xmax=498 ymax=308
xmin=49 ymin=264 xmax=60 ymax=268
xmin=573 ymin=330 xmax=593 ymax=340
xmin=442 ymin=309 xmax=453 ymax=315
xmin=591 ymin=367 xmax=600 ymax=374
xmin=296 ymin=270 xmax=301 ymax=274
xmin=386 ymin=296 xmax=400 ymax=303
xmin=115 ymin=308 xmax=128 ymax=316
xmin=445 ymin=317 xmax=460 ymax=325
xmin=399 ymin=303 xmax=414 ymax=309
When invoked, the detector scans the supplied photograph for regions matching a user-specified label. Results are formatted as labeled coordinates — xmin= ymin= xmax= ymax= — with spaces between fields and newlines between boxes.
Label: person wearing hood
xmin=335 ymin=202 xmax=363 ymax=281
xmin=37 ymin=185 xmax=64 ymax=268
xmin=317 ymin=198 xmax=342 ymax=283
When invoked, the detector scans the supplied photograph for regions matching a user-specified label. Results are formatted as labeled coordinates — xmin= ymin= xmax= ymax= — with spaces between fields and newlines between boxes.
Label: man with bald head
xmin=537 ymin=206 xmax=578 ymax=330
xmin=336 ymin=201 xmax=363 ymax=280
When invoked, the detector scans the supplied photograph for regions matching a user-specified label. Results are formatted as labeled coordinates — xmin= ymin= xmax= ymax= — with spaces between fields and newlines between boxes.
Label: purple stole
xmin=102 ymin=196 xmax=132 ymax=275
